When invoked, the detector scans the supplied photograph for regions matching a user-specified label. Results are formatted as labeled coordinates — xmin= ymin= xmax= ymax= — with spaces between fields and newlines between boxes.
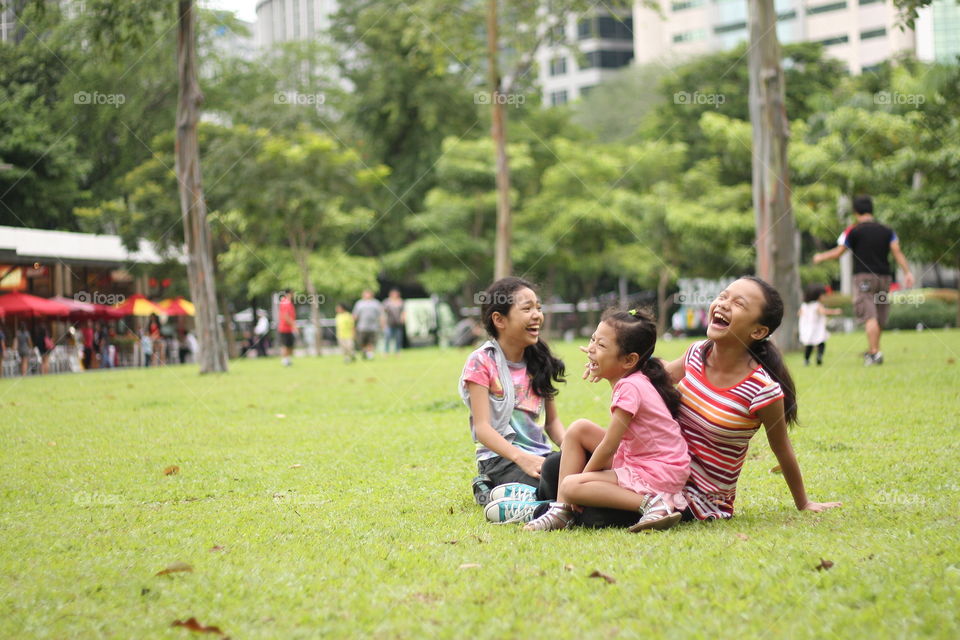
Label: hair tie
xmin=628 ymin=309 xmax=638 ymax=316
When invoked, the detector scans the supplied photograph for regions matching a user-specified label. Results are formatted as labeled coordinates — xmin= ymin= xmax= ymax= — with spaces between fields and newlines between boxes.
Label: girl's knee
xmin=559 ymin=474 xmax=582 ymax=497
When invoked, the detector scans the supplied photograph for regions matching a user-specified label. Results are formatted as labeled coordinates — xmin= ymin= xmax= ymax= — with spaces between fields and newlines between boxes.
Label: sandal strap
xmin=523 ymin=502 xmax=574 ymax=531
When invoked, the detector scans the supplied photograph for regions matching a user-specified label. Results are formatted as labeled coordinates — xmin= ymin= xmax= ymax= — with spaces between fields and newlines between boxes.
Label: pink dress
xmin=610 ymin=371 xmax=690 ymax=511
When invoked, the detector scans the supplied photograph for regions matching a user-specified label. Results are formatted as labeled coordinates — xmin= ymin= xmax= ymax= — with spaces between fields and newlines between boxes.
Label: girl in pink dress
xmin=525 ymin=308 xmax=689 ymax=532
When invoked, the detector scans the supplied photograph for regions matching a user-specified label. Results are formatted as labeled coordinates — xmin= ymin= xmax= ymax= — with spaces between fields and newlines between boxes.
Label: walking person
xmin=352 ymin=290 xmax=383 ymax=360
xmin=335 ymin=303 xmax=356 ymax=363
xmin=814 ymin=195 xmax=914 ymax=365
xmin=278 ymin=290 xmax=297 ymax=367
xmin=253 ymin=310 xmax=270 ymax=357
xmin=798 ymin=285 xmax=841 ymax=366
xmin=383 ymin=289 xmax=406 ymax=356
xmin=16 ymin=325 xmax=32 ymax=376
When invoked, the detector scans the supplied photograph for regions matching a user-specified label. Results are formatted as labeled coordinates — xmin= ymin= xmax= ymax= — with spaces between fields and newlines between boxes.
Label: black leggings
xmin=538 ymin=451 xmax=641 ymax=528
xmin=804 ymin=343 xmax=825 ymax=362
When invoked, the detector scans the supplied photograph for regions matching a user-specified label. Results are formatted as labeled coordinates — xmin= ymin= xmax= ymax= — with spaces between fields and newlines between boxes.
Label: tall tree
xmin=748 ymin=0 xmax=801 ymax=349
xmin=176 ymin=0 xmax=227 ymax=373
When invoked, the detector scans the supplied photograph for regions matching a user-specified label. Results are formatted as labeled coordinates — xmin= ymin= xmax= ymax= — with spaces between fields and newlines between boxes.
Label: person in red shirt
xmin=278 ymin=290 xmax=297 ymax=367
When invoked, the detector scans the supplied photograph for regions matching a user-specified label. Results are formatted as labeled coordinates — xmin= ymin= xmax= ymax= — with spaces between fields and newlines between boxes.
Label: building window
xmin=579 ymin=15 xmax=633 ymax=40
xmin=672 ymin=0 xmax=705 ymax=10
xmin=860 ymin=27 xmax=886 ymax=39
xmin=673 ymin=29 xmax=707 ymax=43
xmin=549 ymin=57 xmax=567 ymax=76
xmin=550 ymin=90 xmax=569 ymax=106
xmin=778 ymin=10 xmax=797 ymax=20
xmin=859 ymin=0 xmax=883 ymax=5
xmin=807 ymin=1 xmax=848 ymax=15
xmin=715 ymin=21 xmax=747 ymax=34
xmin=580 ymin=50 xmax=634 ymax=69
xmin=818 ymin=34 xmax=850 ymax=46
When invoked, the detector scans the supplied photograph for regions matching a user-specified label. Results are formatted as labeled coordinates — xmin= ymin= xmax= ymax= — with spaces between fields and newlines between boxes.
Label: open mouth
xmin=587 ymin=357 xmax=599 ymax=371
xmin=711 ymin=311 xmax=731 ymax=329
xmin=526 ymin=325 xmax=540 ymax=337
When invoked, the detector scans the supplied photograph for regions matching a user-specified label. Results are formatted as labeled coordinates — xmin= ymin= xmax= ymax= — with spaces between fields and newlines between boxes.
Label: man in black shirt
xmin=814 ymin=195 xmax=914 ymax=365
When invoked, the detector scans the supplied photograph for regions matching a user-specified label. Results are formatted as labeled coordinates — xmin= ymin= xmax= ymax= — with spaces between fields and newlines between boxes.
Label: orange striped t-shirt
xmin=677 ymin=340 xmax=783 ymax=519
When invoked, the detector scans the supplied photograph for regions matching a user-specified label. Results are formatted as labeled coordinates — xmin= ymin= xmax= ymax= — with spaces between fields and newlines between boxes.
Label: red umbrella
xmin=157 ymin=297 xmax=195 ymax=316
xmin=49 ymin=296 xmax=126 ymax=320
xmin=0 ymin=292 xmax=71 ymax=317
xmin=112 ymin=294 xmax=165 ymax=317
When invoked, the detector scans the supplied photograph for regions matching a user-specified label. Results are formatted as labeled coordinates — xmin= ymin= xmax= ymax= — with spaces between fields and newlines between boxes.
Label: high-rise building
xmin=536 ymin=11 xmax=635 ymax=105
xmin=916 ymin=0 xmax=960 ymax=62
xmin=632 ymin=0 xmax=918 ymax=74
xmin=255 ymin=0 xmax=339 ymax=48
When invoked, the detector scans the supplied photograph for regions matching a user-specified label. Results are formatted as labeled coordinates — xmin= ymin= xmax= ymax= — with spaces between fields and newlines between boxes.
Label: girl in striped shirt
xmin=663 ymin=276 xmax=842 ymax=519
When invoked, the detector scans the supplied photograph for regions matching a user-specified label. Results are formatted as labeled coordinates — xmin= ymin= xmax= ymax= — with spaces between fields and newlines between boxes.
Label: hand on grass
xmin=801 ymin=500 xmax=842 ymax=513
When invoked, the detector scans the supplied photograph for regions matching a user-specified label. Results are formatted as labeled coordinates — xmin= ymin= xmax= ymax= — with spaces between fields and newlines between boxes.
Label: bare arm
xmin=582 ymin=408 xmax=632 ymax=474
xmin=662 ymin=356 xmax=684 ymax=384
xmin=890 ymin=240 xmax=915 ymax=288
xmin=542 ymin=397 xmax=565 ymax=447
xmin=818 ymin=303 xmax=842 ymax=316
xmin=758 ymin=400 xmax=842 ymax=513
xmin=813 ymin=244 xmax=847 ymax=264
xmin=467 ymin=382 xmax=545 ymax=478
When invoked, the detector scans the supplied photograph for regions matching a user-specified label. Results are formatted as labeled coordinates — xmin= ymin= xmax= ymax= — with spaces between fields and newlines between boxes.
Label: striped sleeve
xmin=748 ymin=376 xmax=783 ymax=414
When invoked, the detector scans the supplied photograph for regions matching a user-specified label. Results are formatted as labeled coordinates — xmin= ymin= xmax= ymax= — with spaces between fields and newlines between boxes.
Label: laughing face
xmin=494 ymin=287 xmax=543 ymax=348
xmin=707 ymin=279 xmax=771 ymax=345
xmin=586 ymin=321 xmax=636 ymax=382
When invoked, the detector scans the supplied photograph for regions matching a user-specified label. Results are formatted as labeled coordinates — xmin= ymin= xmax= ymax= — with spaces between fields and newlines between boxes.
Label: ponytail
xmin=641 ymin=356 xmax=682 ymax=419
xmin=747 ymin=340 xmax=798 ymax=425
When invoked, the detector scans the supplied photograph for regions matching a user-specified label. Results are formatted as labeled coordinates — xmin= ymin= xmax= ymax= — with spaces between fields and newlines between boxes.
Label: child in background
xmin=798 ymin=284 xmax=841 ymax=366
xmin=335 ymin=303 xmax=355 ymax=363
xmin=459 ymin=277 xmax=566 ymax=524
xmin=524 ymin=309 xmax=689 ymax=532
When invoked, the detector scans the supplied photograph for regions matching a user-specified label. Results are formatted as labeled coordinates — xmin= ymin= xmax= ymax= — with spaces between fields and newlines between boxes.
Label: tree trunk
xmin=748 ymin=0 xmax=801 ymax=351
xmin=488 ymin=0 xmax=512 ymax=279
xmin=175 ymin=0 xmax=227 ymax=373
xmin=656 ymin=267 xmax=670 ymax=337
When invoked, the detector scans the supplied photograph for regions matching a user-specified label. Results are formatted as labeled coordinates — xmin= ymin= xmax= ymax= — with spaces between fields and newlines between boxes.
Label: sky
xmin=203 ymin=0 xmax=258 ymax=23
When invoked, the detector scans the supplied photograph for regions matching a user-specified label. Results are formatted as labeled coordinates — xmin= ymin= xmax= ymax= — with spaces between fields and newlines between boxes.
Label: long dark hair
xmin=602 ymin=308 xmax=681 ymax=418
xmin=480 ymin=277 xmax=565 ymax=400
xmin=702 ymin=276 xmax=798 ymax=425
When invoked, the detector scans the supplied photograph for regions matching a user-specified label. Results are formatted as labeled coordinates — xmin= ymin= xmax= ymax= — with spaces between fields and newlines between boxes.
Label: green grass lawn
xmin=2 ymin=329 xmax=959 ymax=639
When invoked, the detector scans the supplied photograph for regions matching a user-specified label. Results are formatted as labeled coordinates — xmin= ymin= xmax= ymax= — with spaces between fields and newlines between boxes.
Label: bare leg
xmin=560 ymin=470 xmax=648 ymax=511
xmin=557 ymin=419 xmax=606 ymax=488
xmin=865 ymin=318 xmax=881 ymax=354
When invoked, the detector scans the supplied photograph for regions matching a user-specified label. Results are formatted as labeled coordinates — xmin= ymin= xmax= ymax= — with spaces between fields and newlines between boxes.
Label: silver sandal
xmin=629 ymin=493 xmax=682 ymax=532
xmin=523 ymin=502 xmax=575 ymax=531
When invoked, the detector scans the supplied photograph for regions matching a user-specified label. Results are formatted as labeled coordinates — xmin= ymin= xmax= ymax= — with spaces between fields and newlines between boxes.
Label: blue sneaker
xmin=484 ymin=498 xmax=549 ymax=524
xmin=488 ymin=482 xmax=538 ymax=502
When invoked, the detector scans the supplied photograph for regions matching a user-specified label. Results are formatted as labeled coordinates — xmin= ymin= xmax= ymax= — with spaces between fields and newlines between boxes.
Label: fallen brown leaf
xmin=171 ymin=617 xmax=226 ymax=636
xmin=157 ymin=562 xmax=193 ymax=576
xmin=289 ymin=464 xmax=302 ymax=469
xmin=769 ymin=464 xmax=782 ymax=474
xmin=458 ymin=563 xmax=481 ymax=569
xmin=48 ymin=441 xmax=56 ymax=446
xmin=209 ymin=546 xmax=226 ymax=552
xmin=948 ymin=358 xmax=955 ymax=365
xmin=815 ymin=558 xmax=834 ymax=571
xmin=274 ymin=413 xmax=286 ymax=419
xmin=443 ymin=540 xmax=459 ymax=545
xmin=564 ymin=564 xmax=575 ymax=572
xmin=589 ymin=570 xmax=616 ymax=584
xmin=164 ymin=465 xmax=180 ymax=476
